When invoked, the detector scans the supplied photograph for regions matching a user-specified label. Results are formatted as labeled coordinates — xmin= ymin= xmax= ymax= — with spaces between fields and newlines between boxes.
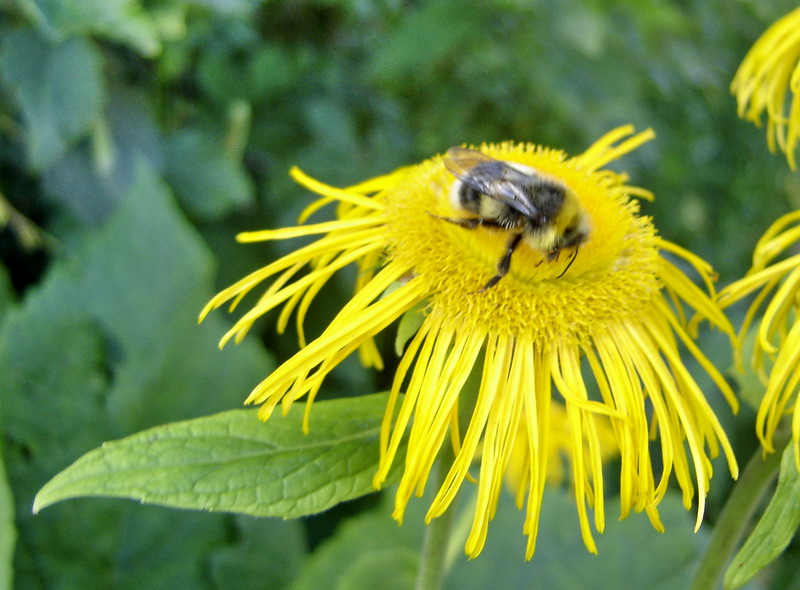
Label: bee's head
xmin=553 ymin=188 xmax=590 ymax=249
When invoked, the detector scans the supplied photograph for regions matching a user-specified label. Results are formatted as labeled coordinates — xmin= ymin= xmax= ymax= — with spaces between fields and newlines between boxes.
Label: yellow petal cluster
xmin=719 ymin=211 xmax=800 ymax=465
xmin=201 ymin=126 xmax=738 ymax=558
xmin=732 ymin=7 xmax=800 ymax=169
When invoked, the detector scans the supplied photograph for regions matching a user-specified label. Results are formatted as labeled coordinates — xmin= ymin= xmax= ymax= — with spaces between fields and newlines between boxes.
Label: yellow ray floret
xmin=720 ymin=210 xmax=800 ymax=466
xmin=202 ymin=126 xmax=738 ymax=558
xmin=732 ymin=7 xmax=800 ymax=169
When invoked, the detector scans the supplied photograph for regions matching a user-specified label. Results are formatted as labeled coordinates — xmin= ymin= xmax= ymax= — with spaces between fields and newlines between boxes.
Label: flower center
xmin=382 ymin=144 xmax=663 ymax=344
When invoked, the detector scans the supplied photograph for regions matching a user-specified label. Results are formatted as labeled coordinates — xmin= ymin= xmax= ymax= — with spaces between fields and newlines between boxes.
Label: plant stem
xmin=416 ymin=447 xmax=457 ymax=590
xmin=690 ymin=429 xmax=790 ymax=590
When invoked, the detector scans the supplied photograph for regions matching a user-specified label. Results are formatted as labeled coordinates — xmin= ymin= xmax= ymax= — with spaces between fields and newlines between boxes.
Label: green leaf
xmin=15 ymin=0 xmax=161 ymax=56
xmin=769 ymin=552 xmax=800 ymax=590
xmin=0 ymin=306 xmax=229 ymax=589
xmin=289 ymin=480 xmax=735 ymax=590
xmin=0 ymin=313 xmax=119 ymax=587
xmin=0 ymin=31 xmax=105 ymax=171
xmin=209 ymin=516 xmax=306 ymax=590
xmin=288 ymin=492 xmax=424 ymax=590
xmin=0 ymin=265 xmax=14 ymax=319
xmin=366 ymin=0 xmax=485 ymax=88
xmin=40 ymin=87 xmax=164 ymax=224
xmin=98 ymin=506 xmax=229 ymax=590
xmin=191 ymin=0 xmax=262 ymax=16
xmin=197 ymin=43 xmax=297 ymax=103
xmin=34 ymin=393 xmax=403 ymax=517
xmin=725 ymin=445 xmax=800 ymax=589
xmin=0 ymin=314 xmax=112 ymax=474
xmin=165 ymin=127 xmax=254 ymax=220
xmin=690 ymin=438 xmax=784 ymax=590
xmin=334 ymin=548 xmax=419 ymax=590
xmin=0 ymin=452 xmax=15 ymax=590
xmin=441 ymin=489 xmax=714 ymax=590
xmin=35 ymin=160 xmax=271 ymax=431
xmin=729 ymin=324 xmax=771 ymax=413
xmin=395 ymin=302 xmax=426 ymax=356
xmin=0 ymin=161 xmax=273 ymax=586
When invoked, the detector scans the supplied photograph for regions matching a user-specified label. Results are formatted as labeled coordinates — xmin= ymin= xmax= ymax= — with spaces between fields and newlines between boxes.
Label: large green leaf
xmin=0 ymin=162 xmax=276 ymax=587
xmin=165 ymin=127 xmax=254 ymax=221
xmin=366 ymin=0 xmax=485 ymax=88
xmin=0 ymin=452 xmax=15 ymax=590
xmin=0 ymin=31 xmax=104 ymax=171
xmin=209 ymin=516 xmax=306 ymax=590
xmin=725 ymin=445 xmax=800 ymax=589
xmin=191 ymin=0 xmax=262 ymax=16
xmin=14 ymin=0 xmax=160 ymax=56
xmin=34 ymin=161 xmax=272 ymax=431
xmin=34 ymin=393 xmax=400 ymax=517
xmin=0 ymin=303 xmax=250 ymax=590
xmin=289 ymin=481 xmax=767 ymax=590
xmin=40 ymin=88 xmax=164 ymax=225
xmin=443 ymin=487 xmax=768 ymax=590
xmin=443 ymin=490 xmax=715 ymax=590
xmin=0 ymin=266 xmax=13 ymax=319
xmin=197 ymin=43 xmax=297 ymax=103
xmin=0 ymin=310 xmax=160 ymax=589
xmin=287 ymin=492 xmax=423 ymax=590
xmin=334 ymin=548 xmax=419 ymax=590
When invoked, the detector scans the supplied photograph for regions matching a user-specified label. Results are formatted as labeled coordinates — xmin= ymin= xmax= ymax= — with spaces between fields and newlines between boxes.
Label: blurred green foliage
xmin=1 ymin=0 xmax=799 ymax=588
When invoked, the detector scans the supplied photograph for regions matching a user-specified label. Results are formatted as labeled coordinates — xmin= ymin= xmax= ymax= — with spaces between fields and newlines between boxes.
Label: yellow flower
xmin=731 ymin=7 xmax=800 ymax=169
xmin=505 ymin=401 xmax=619 ymax=506
xmin=201 ymin=126 xmax=738 ymax=559
xmin=719 ymin=210 xmax=800 ymax=466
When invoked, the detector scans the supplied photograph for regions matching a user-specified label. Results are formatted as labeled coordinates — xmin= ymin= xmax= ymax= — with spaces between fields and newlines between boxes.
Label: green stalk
xmin=690 ymin=429 xmax=790 ymax=590
xmin=416 ymin=447 xmax=457 ymax=590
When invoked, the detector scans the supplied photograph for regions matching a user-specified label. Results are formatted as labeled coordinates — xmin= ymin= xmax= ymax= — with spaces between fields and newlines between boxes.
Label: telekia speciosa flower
xmin=201 ymin=126 xmax=738 ymax=559
xmin=719 ymin=211 xmax=800 ymax=468
xmin=731 ymin=7 xmax=800 ymax=169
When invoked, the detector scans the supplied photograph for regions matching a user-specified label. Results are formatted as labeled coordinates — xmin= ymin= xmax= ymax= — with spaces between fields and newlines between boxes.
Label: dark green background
xmin=0 ymin=1 xmax=798 ymax=588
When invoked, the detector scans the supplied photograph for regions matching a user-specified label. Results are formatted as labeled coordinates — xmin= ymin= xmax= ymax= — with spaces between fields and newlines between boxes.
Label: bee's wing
xmin=494 ymin=181 xmax=541 ymax=219
xmin=445 ymin=147 xmax=541 ymax=219
xmin=443 ymin=147 xmax=494 ymax=187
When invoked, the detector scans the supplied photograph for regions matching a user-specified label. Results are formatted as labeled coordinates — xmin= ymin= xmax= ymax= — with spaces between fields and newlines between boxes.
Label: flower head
xmin=201 ymin=126 xmax=738 ymax=558
xmin=731 ymin=7 xmax=800 ymax=169
xmin=719 ymin=211 xmax=800 ymax=466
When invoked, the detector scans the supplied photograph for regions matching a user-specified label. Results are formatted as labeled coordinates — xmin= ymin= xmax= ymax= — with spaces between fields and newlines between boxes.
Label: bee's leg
xmin=556 ymin=245 xmax=580 ymax=279
xmin=477 ymin=233 xmax=523 ymax=292
xmin=535 ymin=246 xmax=560 ymax=269
xmin=426 ymin=212 xmax=504 ymax=230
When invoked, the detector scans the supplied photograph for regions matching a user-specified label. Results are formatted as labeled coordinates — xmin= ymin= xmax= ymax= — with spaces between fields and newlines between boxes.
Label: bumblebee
xmin=437 ymin=146 xmax=590 ymax=291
